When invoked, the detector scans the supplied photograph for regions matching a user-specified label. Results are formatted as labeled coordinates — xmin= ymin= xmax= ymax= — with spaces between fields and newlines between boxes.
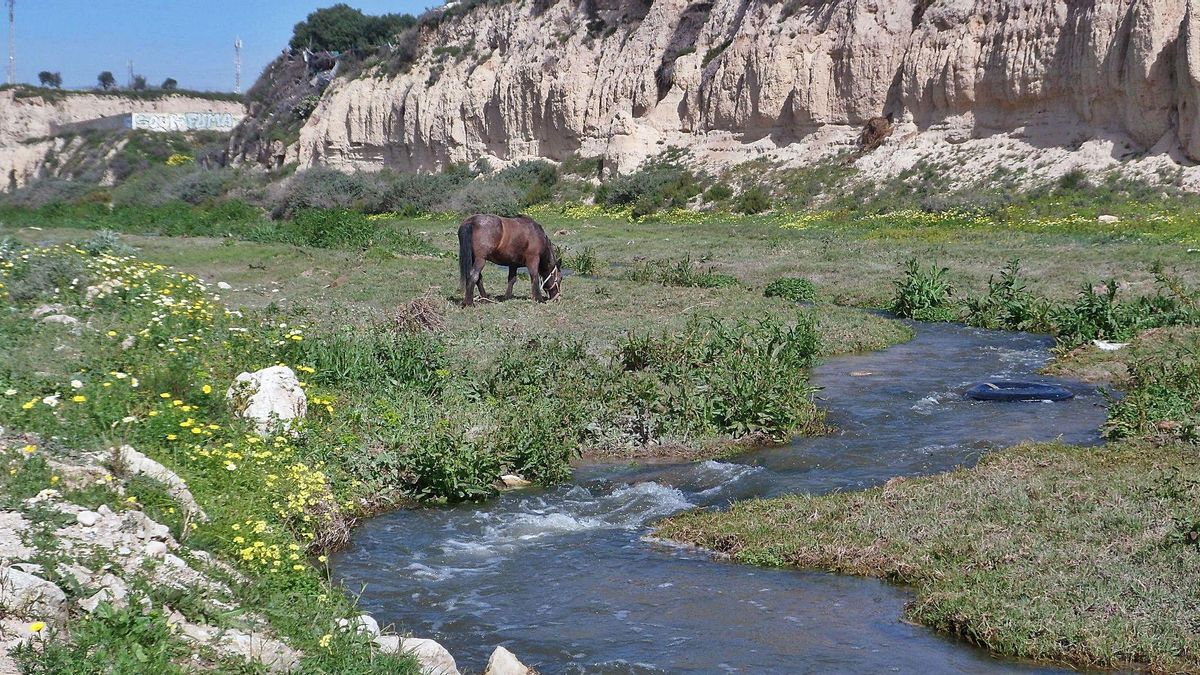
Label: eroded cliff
xmin=272 ymin=0 xmax=1200 ymax=183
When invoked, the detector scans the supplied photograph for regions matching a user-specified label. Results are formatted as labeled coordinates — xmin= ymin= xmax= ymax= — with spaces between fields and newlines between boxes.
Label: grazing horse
xmin=458 ymin=213 xmax=562 ymax=307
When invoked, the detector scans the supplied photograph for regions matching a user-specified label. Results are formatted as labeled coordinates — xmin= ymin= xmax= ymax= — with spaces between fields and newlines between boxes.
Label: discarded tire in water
xmin=965 ymin=381 xmax=1074 ymax=402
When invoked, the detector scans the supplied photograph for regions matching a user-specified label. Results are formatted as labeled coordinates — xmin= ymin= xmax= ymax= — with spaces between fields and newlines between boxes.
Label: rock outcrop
xmin=0 ymin=88 xmax=245 ymax=190
xmin=276 ymin=0 xmax=1200 ymax=184
xmin=226 ymin=365 xmax=307 ymax=435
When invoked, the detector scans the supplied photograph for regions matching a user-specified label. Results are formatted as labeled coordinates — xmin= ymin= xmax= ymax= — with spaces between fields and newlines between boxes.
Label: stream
xmin=334 ymin=323 xmax=1109 ymax=673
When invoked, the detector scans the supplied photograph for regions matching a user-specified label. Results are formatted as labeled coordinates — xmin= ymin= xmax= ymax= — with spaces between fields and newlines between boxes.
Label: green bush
xmin=284 ymin=208 xmax=377 ymax=248
xmin=274 ymin=167 xmax=382 ymax=217
xmin=630 ymin=256 xmax=737 ymax=289
xmin=561 ymin=247 xmax=600 ymax=276
xmin=704 ymin=183 xmax=734 ymax=203
xmin=615 ymin=315 xmax=822 ymax=440
xmin=440 ymin=180 xmax=521 ymax=216
xmin=735 ymin=186 xmax=772 ymax=214
xmin=1104 ymin=335 xmax=1200 ymax=444
xmin=600 ymin=150 xmax=706 ymax=216
xmin=962 ymin=260 xmax=1051 ymax=332
xmin=890 ymin=258 xmax=955 ymax=322
xmin=764 ymin=277 xmax=817 ymax=303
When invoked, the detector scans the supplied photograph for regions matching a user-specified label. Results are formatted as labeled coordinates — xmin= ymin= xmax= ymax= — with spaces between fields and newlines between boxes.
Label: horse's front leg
xmin=503 ymin=266 xmax=518 ymax=300
xmin=527 ymin=257 xmax=545 ymax=302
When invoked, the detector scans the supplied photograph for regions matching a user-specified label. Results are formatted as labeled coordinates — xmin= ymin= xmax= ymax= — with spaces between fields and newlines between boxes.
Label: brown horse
xmin=458 ymin=213 xmax=562 ymax=307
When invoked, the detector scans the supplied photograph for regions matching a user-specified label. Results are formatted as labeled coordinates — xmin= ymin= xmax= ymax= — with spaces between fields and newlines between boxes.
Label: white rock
xmin=483 ymin=646 xmax=533 ymax=675
xmin=1097 ymin=214 xmax=1120 ymax=224
xmin=0 ymin=513 xmax=34 ymax=561
xmin=115 ymin=445 xmax=208 ymax=521
xmin=144 ymin=541 xmax=168 ymax=558
xmin=217 ymin=281 xmax=232 ymax=290
xmin=29 ymin=304 xmax=64 ymax=319
xmin=0 ymin=566 xmax=67 ymax=623
xmin=39 ymin=314 xmax=80 ymax=326
xmin=337 ymin=613 xmax=381 ymax=638
xmin=377 ymin=637 xmax=460 ymax=675
xmin=226 ymin=366 xmax=307 ymax=435
xmin=1092 ymin=339 xmax=1129 ymax=351
xmin=122 ymin=510 xmax=170 ymax=541
xmin=499 ymin=474 xmax=532 ymax=489
xmin=76 ymin=510 xmax=99 ymax=527
xmin=79 ymin=584 xmax=128 ymax=613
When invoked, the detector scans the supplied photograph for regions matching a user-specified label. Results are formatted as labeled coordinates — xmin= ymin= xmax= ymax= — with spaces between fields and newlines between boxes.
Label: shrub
xmin=890 ymin=258 xmax=955 ymax=322
xmin=284 ymin=209 xmax=377 ymax=248
xmin=764 ymin=277 xmax=817 ymax=303
xmin=561 ymin=247 xmax=599 ymax=277
xmin=440 ymin=180 xmax=521 ymax=216
xmin=601 ymin=150 xmax=705 ymax=216
xmin=1104 ymin=335 xmax=1200 ymax=444
xmin=630 ymin=256 xmax=737 ymax=289
xmin=704 ymin=183 xmax=734 ymax=203
xmin=615 ymin=315 xmax=822 ymax=440
xmin=735 ymin=186 xmax=771 ymax=214
xmin=485 ymin=160 xmax=559 ymax=207
xmin=962 ymin=260 xmax=1051 ymax=332
xmin=378 ymin=171 xmax=468 ymax=215
xmin=274 ymin=167 xmax=382 ymax=217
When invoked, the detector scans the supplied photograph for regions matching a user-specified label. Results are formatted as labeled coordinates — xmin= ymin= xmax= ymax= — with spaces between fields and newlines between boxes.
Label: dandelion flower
xmin=29 ymin=621 xmax=45 ymax=633
xmin=202 ymin=384 xmax=212 ymax=394
xmin=71 ymin=395 xmax=86 ymax=403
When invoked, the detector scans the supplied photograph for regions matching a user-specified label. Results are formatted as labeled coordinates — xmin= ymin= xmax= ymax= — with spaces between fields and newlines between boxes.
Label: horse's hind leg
xmin=474 ymin=262 xmax=492 ymax=301
xmin=503 ymin=266 xmax=518 ymax=300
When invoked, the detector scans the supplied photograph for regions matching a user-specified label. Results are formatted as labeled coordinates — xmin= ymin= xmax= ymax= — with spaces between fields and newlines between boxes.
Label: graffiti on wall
xmin=129 ymin=112 xmax=243 ymax=133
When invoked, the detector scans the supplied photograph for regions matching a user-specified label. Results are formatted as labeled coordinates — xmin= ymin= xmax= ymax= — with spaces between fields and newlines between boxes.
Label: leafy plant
xmin=962 ymin=259 xmax=1050 ymax=331
xmin=890 ymin=258 xmax=954 ymax=322
xmin=764 ymin=277 xmax=817 ymax=303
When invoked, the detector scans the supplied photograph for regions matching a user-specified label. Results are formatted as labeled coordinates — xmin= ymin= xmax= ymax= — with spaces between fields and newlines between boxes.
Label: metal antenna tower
xmin=234 ymin=36 xmax=242 ymax=93
xmin=6 ymin=0 xmax=14 ymax=86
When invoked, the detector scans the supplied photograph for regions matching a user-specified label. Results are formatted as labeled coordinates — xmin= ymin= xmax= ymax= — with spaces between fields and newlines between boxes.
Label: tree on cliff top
xmin=97 ymin=71 xmax=116 ymax=90
xmin=37 ymin=71 xmax=62 ymax=88
xmin=161 ymin=78 xmax=178 ymax=91
xmin=289 ymin=4 xmax=416 ymax=52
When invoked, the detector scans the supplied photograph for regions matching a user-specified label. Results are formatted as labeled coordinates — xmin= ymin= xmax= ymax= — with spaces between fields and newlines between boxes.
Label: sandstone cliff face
xmin=288 ymin=0 xmax=1200 ymax=181
xmin=0 ymin=90 xmax=245 ymax=189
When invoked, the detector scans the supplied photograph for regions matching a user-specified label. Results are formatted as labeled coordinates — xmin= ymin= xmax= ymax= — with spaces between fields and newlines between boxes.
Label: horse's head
xmin=542 ymin=265 xmax=563 ymax=300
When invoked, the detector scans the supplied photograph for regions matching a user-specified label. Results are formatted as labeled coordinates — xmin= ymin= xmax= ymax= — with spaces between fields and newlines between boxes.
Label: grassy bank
xmin=657 ymin=327 xmax=1200 ymax=671
xmin=0 ymin=230 xmax=909 ymax=669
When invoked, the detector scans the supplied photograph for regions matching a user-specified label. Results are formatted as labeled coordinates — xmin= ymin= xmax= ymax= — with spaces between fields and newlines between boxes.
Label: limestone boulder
xmin=226 ymin=366 xmax=307 ymax=435
xmin=0 ymin=566 xmax=67 ymax=624
xmin=483 ymin=646 xmax=535 ymax=675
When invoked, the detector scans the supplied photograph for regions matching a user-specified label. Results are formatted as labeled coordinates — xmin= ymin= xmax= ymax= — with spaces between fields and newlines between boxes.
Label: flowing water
xmin=335 ymin=324 xmax=1109 ymax=673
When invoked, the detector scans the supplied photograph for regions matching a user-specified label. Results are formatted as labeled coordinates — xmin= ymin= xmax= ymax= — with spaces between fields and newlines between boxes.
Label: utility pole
xmin=6 ymin=0 xmax=14 ymax=87
xmin=234 ymin=36 xmax=242 ymax=94
xmin=127 ymin=59 xmax=134 ymax=88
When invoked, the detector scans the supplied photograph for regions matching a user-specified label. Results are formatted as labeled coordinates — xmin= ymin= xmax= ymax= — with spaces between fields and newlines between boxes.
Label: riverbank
xmin=0 ymin=229 xmax=909 ymax=670
xmin=657 ymin=326 xmax=1200 ymax=671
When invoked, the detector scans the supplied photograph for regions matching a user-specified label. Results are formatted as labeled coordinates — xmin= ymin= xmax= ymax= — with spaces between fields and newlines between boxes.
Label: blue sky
xmin=4 ymin=1 xmax=438 ymax=92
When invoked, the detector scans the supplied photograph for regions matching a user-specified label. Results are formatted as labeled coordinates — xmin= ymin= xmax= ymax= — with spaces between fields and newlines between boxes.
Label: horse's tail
xmin=458 ymin=218 xmax=475 ymax=299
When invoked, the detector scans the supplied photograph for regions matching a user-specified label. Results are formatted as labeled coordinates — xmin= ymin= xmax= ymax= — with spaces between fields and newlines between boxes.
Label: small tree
xmin=161 ymin=77 xmax=177 ymax=91
xmin=37 ymin=71 xmax=62 ymax=88
xmin=131 ymin=75 xmax=147 ymax=91
xmin=97 ymin=71 xmax=116 ymax=90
